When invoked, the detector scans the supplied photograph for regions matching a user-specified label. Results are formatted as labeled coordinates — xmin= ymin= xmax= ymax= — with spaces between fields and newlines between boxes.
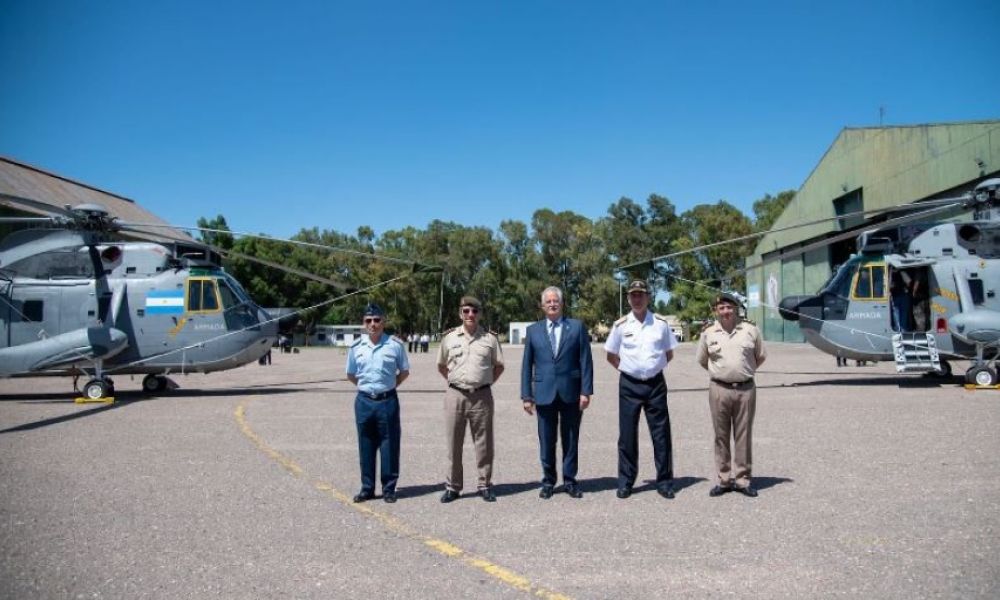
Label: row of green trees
xmin=199 ymin=191 xmax=793 ymax=335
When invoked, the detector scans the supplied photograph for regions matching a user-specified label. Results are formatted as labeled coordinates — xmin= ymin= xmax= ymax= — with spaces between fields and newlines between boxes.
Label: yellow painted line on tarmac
xmin=234 ymin=404 xmax=303 ymax=477
xmin=235 ymin=401 xmax=571 ymax=600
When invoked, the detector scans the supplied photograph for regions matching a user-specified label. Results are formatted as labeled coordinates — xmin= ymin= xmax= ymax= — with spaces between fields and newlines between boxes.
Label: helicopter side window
xmin=187 ymin=278 xmax=221 ymax=313
xmin=21 ymin=300 xmax=43 ymax=322
xmin=851 ymin=263 xmax=888 ymax=301
xmin=969 ymin=278 xmax=985 ymax=306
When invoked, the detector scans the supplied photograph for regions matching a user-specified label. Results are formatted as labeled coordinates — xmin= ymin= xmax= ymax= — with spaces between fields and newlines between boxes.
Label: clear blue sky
xmin=2 ymin=0 xmax=998 ymax=240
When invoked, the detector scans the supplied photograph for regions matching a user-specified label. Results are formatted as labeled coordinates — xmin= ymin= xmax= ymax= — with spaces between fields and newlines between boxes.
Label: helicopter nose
xmin=778 ymin=295 xmax=812 ymax=321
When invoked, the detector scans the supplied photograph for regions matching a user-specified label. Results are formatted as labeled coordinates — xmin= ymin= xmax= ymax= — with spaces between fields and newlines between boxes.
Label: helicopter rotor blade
xmin=118 ymin=221 xmax=441 ymax=272
xmin=617 ymin=193 xmax=971 ymax=274
xmin=743 ymin=200 xmax=964 ymax=270
xmin=217 ymin=247 xmax=354 ymax=291
xmin=0 ymin=192 xmax=77 ymax=219
xmin=696 ymin=199 xmax=967 ymax=287
xmin=0 ymin=217 xmax=59 ymax=225
xmin=126 ymin=226 xmax=357 ymax=292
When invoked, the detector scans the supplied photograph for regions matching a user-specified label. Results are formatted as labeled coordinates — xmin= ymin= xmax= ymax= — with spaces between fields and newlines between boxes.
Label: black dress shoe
xmin=657 ymin=485 xmax=675 ymax=499
xmin=616 ymin=487 xmax=632 ymax=499
xmin=565 ymin=484 xmax=583 ymax=499
xmin=383 ymin=491 xmax=397 ymax=503
xmin=479 ymin=487 xmax=497 ymax=502
xmin=736 ymin=485 xmax=758 ymax=498
xmin=353 ymin=490 xmax=375 ymax=503
xmin=440 ymin=489 xmax=460 ymax=503
xmin=709 ymin=485 xmax=732 ymax=497
xmin=539 ymin=485 xmax=554 ymax=499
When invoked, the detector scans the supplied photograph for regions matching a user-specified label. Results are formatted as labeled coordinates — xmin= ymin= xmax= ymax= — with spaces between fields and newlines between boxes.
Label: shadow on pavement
xmin=0 ymin=398 xmax=147 ymax=434
xmin=634 ymin=476 xmax=709 ymax=495
xmin=752 ymin=476 xmax=794 ymax=490
xmin=493 ymin=480 xmax=546 ymax=496
xmin=396 ymin=483 xmax=445 ymax=499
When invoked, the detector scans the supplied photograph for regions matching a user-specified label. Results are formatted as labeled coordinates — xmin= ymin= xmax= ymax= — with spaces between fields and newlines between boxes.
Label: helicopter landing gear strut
xmin=76 ymin=359 xmax=115 ymax=403
xmin=142 ymin=374 xmax=170 ymax=394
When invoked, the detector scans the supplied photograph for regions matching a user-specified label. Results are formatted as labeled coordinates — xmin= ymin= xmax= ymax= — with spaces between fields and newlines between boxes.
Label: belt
xmin=359 ymin=389 xmax=397 ymax=401
xmin=711 ymin=378 xmax=755 ymax=389
xmin=621 ymin=371 xmax=663 ymax=384
xmin=449 ymin=383 xmax=491 ymax=393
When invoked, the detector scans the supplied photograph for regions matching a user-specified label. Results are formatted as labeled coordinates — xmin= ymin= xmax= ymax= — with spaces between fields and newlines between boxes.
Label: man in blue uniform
xmin=521 ymin=286 xmax=594 ymax=499
xmin=346 ymin=303 xmax=410 ymax=503
xmin=604 ymin=279 xmax=679 ymax=499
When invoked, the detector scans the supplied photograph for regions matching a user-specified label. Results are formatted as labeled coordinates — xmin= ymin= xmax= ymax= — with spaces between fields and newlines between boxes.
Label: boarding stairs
xmin=892 ymin=333 xmax=941 ymax=373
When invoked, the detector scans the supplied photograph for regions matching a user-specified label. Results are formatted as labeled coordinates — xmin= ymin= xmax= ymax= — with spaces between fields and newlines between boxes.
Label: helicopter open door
xmin=885 ymin=256 xmax=936 ymax=334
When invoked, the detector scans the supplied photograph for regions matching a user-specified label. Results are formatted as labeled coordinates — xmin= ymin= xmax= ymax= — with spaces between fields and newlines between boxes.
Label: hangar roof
xmin=0 ymin=156 xmax=193 ymax=242
xmin=750 ymin=120 xmax=1000 ymax=265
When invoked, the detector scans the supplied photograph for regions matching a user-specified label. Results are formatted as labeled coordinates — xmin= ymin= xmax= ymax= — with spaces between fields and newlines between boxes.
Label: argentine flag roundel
xmin=145 ymin=290 xmax=185 ymax=315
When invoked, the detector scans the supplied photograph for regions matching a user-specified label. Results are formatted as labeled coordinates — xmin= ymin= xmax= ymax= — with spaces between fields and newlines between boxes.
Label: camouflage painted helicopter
xmin=0 ymin=195 xmax=425 ymax=399
xmin=778 ymin=178 xmax=1000 ymax=385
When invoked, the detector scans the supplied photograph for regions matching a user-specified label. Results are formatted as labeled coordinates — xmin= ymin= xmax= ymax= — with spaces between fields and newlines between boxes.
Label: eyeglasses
xmin=461 ymin=307 xmax=479 ymax=315
xmin=364 ymin=317 xmax=383 ymax=324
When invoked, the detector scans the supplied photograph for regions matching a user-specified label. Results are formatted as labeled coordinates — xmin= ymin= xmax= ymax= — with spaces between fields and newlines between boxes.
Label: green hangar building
xmin=746 ymin=120 xmax=1000 ymax=342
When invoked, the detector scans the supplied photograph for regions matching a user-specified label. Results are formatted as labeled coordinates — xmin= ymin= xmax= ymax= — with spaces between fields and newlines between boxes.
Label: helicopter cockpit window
xmin=221 ymin=273 xmax=253 ymax=305
xmin=187 ymin=278 xmax=220 ymax=312
xmin=217 ymin=277 xmax=260 ymax=331
xmin=217 ymin=279 xmax=240 ymax=309
xmin=851 ymin=263 xmax=887 ymax=301
xmin=823 ymin=258 xmax=859 ymax=298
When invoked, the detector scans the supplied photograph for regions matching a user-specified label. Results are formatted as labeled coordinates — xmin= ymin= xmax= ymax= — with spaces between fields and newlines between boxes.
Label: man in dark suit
xmin=520 ymin=286 xmax=594 ymax=499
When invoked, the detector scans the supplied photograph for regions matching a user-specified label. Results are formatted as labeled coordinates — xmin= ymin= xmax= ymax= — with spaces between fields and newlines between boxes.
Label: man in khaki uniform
xmin=696 ymin=292 xmax=766 ymax=498
xmin=437 ymin=296 xmax=505 ymax=503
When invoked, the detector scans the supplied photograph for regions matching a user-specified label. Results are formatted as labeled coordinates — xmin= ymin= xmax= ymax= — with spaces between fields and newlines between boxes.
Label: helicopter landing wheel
xmin=142 ymin=374 xmax=168 ymax=394
xmin=82 ymin=378 xmax=112 ymax=400
xmin=965 ymin=366 xmax=997 ymax=387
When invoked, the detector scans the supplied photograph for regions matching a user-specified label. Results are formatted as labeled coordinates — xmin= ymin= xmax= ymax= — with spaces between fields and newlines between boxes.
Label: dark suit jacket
xmin=520 ymin=317 xmax=594 ymax=405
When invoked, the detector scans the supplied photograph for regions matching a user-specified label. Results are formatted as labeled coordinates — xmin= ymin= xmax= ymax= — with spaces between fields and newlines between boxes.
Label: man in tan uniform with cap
xmin=697 ymin=292 xmax=766 ymax=498
xmin=437 ymin=295 xmax=505 ymax=503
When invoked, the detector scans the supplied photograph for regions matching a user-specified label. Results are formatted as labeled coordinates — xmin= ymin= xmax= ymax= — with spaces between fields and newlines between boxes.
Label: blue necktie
xmin=549 ymin=321 xmax=558 ymax=356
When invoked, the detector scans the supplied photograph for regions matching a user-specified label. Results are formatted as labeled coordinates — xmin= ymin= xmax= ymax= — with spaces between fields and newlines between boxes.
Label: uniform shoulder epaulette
xmin=351 ymin=338 xmax=364 ymax=347
xmin=443 ymin=326 xmax=458 ymax=335
xmin=391 ymin=335 xmax=405 ymax=344
xmin=653 ymin=314 xmax=669 ymax=323
xmin=614 ymin=316 xmax=628 ymax=326
xmin=744 ymin=318 xmax=757 ymax=326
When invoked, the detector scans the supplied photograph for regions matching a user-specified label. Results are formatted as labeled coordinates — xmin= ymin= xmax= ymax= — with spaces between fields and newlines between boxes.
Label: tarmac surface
xmin=1 ymin=340 xmax=998 ymax=599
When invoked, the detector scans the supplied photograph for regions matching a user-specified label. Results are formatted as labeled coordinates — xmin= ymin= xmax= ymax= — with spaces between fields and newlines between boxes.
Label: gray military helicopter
xmin=0 ymin=190 xmax=432 ymax=400
xmin=778 ymin=178 xmax=1000 ymax=385
xmin=0 ymin=198 xmax=284 ymax=399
